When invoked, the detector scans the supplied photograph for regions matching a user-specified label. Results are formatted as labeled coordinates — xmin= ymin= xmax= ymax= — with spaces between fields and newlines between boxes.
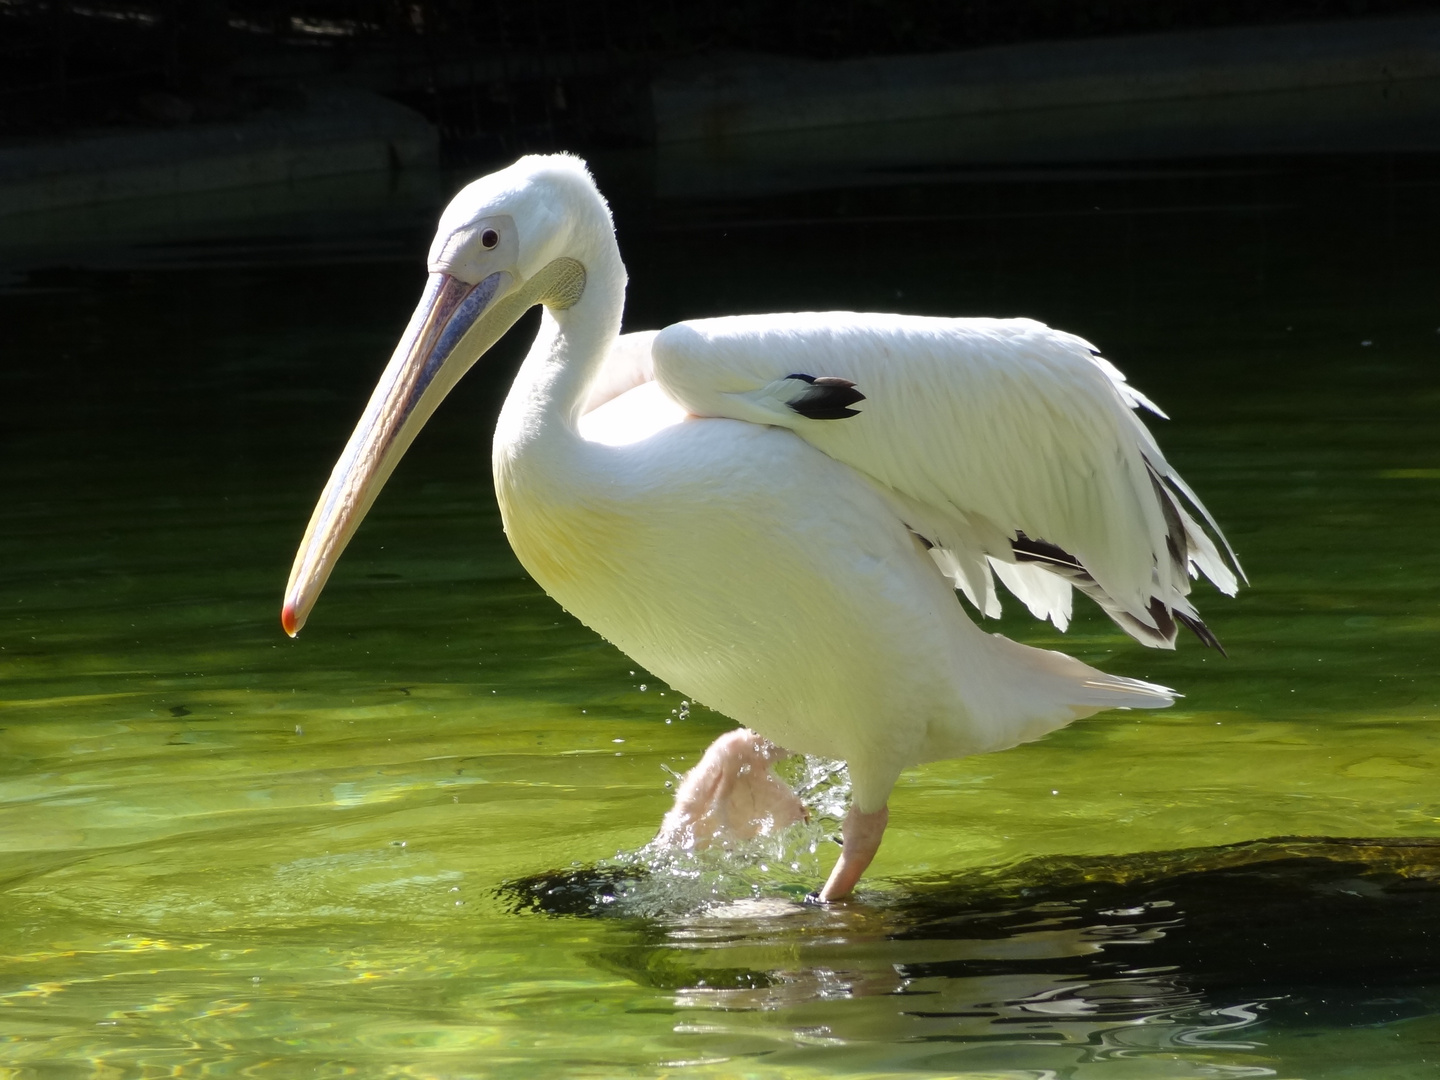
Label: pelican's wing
xmin=651 ymin=312 xmax=1242 ymax=650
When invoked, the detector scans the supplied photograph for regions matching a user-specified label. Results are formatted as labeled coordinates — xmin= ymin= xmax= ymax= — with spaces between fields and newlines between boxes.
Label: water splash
xmin=506 ymin=756 xmax=852 ymax=918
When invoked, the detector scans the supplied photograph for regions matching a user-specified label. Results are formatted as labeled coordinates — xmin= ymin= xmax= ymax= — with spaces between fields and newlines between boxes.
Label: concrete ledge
xmin=0 ymin=88 xmax=438 ymax=218
xmin=654 ymin=15 xmax=1440 ymax=143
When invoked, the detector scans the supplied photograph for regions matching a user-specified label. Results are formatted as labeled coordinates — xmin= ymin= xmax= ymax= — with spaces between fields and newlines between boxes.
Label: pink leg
xmin=817 ymin=802 xmax=889 ymax=902
xmin=656 ymin=728 xmax=807 ymax=850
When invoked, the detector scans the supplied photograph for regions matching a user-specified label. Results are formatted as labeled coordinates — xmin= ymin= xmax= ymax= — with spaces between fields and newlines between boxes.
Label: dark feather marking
xmin=1148 ymin=467 xmax=1189 ymax=579
xmin=1011 ymin=530 xmax=1227 ymax=652
xmin=1110 ymin=609 xmax=1176 ymax=649
xmin=907 ymin=527 xmax=935 ymax=551
xmin=1166 ymin=534 xmax=1184 ymax=572
xmin=1011 ymin=531 xmax=1081 ymax=569
xmin=1155 ymin=465 xmax=1246 ymax=583
xmin=784 ymin=373 xmax=866 ymax=420
xmin=1176 ymin=611 xmax=1227 ymax=656
xmin=1143 ymin=464 xmax=1230 ymax=654
xmin=1146 ymin=596 xmax=1177 ymax=642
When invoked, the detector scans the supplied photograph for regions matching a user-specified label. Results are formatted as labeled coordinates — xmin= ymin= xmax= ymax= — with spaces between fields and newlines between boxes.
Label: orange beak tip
xmin=281 ymin=602 xmax=300 ymax=638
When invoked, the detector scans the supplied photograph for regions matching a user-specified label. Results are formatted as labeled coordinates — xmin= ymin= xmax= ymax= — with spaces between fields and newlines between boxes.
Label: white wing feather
xmin=649 ymin=312 xmax=1241 ymax=648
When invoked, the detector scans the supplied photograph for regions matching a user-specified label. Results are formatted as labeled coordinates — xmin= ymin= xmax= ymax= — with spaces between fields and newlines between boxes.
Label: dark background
xmin=5 ymin=0 xmax=1439 ymax=159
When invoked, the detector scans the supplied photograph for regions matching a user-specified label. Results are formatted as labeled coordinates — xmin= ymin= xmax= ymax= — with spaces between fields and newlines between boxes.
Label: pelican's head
xmin=429 ymin=153 xmax=612 ymax=287
xmin=281 ymin=154 xmax=611 ymax=637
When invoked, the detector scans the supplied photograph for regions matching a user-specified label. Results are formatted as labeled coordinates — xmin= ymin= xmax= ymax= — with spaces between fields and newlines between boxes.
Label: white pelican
xmin=282 ymin=154 xmax=1241 ymax=901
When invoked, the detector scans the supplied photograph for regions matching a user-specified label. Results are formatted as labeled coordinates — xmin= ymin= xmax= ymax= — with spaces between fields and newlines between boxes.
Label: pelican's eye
xmin=480 ymin=228 xmax=500 ymax=250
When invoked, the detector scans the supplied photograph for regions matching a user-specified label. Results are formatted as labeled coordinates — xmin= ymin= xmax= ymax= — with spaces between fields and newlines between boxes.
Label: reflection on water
xmin=513 ymin=837 xmax=1440 ymax=1076
xmin=3 ymin=153 xmax=1440 ymax=1077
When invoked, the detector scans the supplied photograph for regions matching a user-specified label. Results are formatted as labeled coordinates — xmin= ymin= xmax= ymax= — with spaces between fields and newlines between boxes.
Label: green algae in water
xmin=4 ymin=156 xmax=1440 ymax=1077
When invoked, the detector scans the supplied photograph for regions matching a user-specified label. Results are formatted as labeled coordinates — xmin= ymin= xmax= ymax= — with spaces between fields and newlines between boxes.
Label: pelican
xmin=282 ymin=154 xmax=1241 ymax=901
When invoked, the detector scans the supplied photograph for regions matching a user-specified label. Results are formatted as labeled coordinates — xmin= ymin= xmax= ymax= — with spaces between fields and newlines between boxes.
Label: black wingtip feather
xmin=1176 ymin=611 xmax=1228 ymax=657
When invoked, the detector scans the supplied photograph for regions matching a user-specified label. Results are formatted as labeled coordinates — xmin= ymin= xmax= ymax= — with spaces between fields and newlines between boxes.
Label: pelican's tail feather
xmin=1071 ymin=670 xmax=1176 ymax=710
xmin=974 ymin=631 xmax=1175 ymax=756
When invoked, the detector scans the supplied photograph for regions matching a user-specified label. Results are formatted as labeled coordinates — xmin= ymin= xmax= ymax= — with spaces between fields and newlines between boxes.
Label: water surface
xmin=3 ymin=154 xmax=1440 ymax=1078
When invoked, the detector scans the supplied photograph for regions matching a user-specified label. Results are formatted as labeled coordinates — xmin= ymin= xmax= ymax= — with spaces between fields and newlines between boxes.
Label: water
xmin=3 ymin=152 xmax=1440 ymax=1078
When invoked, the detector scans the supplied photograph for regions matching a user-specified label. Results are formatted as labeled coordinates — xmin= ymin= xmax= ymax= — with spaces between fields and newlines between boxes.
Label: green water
xmin=4 ymin=155 xmax=1440 ymax=1078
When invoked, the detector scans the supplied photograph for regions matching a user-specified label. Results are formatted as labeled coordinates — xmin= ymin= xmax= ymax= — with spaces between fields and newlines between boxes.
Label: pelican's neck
xmin=494 ymin=243 xmax=626 ymax=465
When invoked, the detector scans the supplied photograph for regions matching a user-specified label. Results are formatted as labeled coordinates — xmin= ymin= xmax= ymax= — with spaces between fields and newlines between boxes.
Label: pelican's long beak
xmin=281 ymin=270 xmax=512 ymax=637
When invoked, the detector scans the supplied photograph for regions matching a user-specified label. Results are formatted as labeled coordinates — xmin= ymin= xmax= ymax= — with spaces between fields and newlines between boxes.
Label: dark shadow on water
xmin=501 ymin=837 xmax=1440 ymax=1053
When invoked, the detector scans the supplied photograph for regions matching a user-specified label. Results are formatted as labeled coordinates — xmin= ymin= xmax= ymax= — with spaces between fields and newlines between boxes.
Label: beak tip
xmin=281 ymin=601 xmax=301 ymax=638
